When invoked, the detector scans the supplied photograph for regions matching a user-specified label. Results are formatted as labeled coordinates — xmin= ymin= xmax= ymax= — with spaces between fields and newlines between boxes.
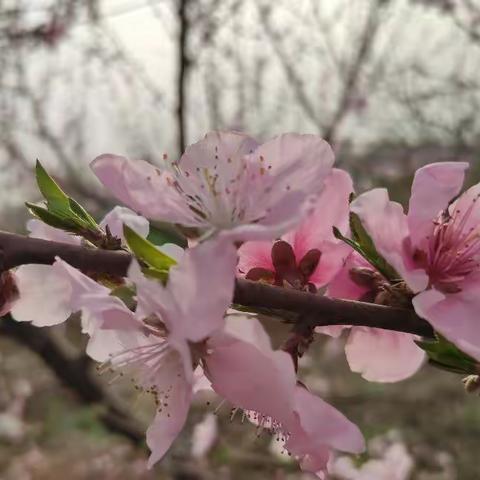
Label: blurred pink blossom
xmin=191 ymin=413 xmax=218 ymax=459
xmin=332 ymin=442 xmax=413 ymax=480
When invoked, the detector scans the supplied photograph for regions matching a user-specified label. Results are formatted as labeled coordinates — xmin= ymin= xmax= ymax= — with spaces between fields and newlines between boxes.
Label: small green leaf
xmin=35 ymin=160 xmax=70 ymax=212
xmin=333 ymin=215 xmax=400 ymax=283
xmin=26 ymin=202 xmax=78 ymax=231
xmin=33 ymin=161 xmax=102 ymax=238
xmin=416 ymin=334 xmax=479 ymax=375
xmin=68 ymin=198 xmax=98 ymax=229
xmin=110 ymin=285 xmax=137 ymax=310
xmin=350 ymin=213 xmax=379 ymax=260
xmin=147 ymin=222 xmax=188 ymax=248
xmin=124 ymin=225 xmax=177 ymax=273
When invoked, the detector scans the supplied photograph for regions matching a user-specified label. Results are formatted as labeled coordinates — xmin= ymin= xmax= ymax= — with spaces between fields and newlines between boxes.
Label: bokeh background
xmin=1 ymin=0 xmax=480 ymax=478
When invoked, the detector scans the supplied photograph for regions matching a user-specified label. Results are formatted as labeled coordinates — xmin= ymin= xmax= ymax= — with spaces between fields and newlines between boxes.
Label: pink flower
xmin=242 ymin=381 xmax=364 ymax=478
xmin=10 ymin=257 xmax=129 ymax=360
xmin=91 ymin=131 xmax=335 ymax=242
xmin=237 ymin=169 xmax=353 ymax=291
xmin=332 ymin=442 xmax=413 ymax=480
xmin=205 ymin=314 xmax=364 ymax=478
xmin=284 ymin=384 xmax=365 ymax=478
xmin=94 ymin=242 xmax=301 ymax=466
xmin=10 ymin=207 xmax=169 ymax=361
xmin=350 ymin=161 xmax=480 ymax=360
xmin=323 ymin=252 xmax=425 ymax=382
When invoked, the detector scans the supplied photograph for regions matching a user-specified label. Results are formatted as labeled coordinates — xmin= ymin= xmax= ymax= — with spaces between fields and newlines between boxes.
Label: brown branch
xmin=322 ymin=1 xmax=382 ymax=143
xmin=176 ymin=0 xmax=190 ymax=154
xmin=0 ymin=231 xmax=434 ymax=337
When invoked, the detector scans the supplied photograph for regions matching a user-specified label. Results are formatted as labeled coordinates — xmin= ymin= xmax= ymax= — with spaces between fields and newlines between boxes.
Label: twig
xmin=0 ymin=231 xmax=434 ymax=338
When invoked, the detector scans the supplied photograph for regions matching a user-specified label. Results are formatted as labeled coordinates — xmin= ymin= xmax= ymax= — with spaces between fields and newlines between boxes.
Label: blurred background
xmin=1 ymin=0 xmax=480 ymax=478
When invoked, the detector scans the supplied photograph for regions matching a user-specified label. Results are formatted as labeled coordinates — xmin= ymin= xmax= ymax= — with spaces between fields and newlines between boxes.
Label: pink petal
xmin=408 ymin=162 xmax=468 ymax=248
xmin=284 ymin=168 xmax=353 ymax=260
xmin=166 ymin=239 xmax=236 ymax=342
xmin=128 ymin=260 xmax=173 ymax=321
xmin=345 ymin=328 xmax=425 ymax=382
xmin=100 ymin=206 xmax=149 ymax=241
xmin=206 ymin=315 xmax=297 ymax=425
xmin=158 ymin=243 xmax=184 ymax=262
xmin=308 ymin=241 xmax=352 ymax=288
xmin=290 ymin=386 xmax=365 ymax=454
xmin=448 ymin=182 xmax=480 ymax=233
xmin=413 ymin=282 xmax=480 ymax=361
xmin=84 ymin=308 xmax=142 ymax=362
xmin=91 ymin=154 xmax=196 ymax=226
xmin=146 ymin=365 xmax=192 ymax=468
xmin=351 ymin=189 xmax=428 ymax=292
xmin=237 ymin=241 xmax=274 ymax=276
xmin=220 ymin=191 xmax=315 ymax=242
xmin=326 ymin=252 xmax=371 ymax=300
xmin=27 ymin=219 xmax=81 ymax=245
xmin=250 ymin=134 xmax=335 ymax=209
xmin=220 ymin=311 xmax=274 ymax=352
xmin=220 ymin=134 xmax=335 ymax=242
xmin=11 ymin=264 xmax=73 ymax=326
xmin=52 ymin=259 xmax=109 ymax=313
xmin=179 ymin=130 xmax=259 ymax=172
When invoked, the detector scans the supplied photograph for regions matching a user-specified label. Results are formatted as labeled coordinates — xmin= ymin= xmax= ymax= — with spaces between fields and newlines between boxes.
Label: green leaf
xmin=110 ymin=285 xmax=136 ymax=310
xmin=35 ymin=160 xmax=70 ymax=213
xmin=147 ymin=222 xmax=188 ymax=248
xmin=350 ymin=213 xmax=380 ymax=261
xmin=26 ymin=202 xmax=78 ymax=231
xmin=124 ymin=225 xmax=177 ymax=273
xmin=416 ymin=334 xmax=479 ymax=375
xmin=33 ymin=161 xmax=102 ymax=239
xmin=68 ymin=197 xmax=98 ymax=229
xmin=333 ymin=214 xmax=400 ymax=283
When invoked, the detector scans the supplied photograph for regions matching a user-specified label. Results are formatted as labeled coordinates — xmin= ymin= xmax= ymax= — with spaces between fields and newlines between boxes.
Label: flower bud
xmin=462 ymin=375 xmax=480 ymax=394
xmin=349 ymin=267 xmax=378 ymax=288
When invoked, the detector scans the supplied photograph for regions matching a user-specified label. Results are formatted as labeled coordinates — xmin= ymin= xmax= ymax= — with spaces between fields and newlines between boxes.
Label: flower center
xmin=163 ymin=147 xmax=283 ymax=230
xmin=245 ymin=240 xmax=321 ymax=292
xmin=349 ymin=267 xmax=413 ymax=307
xmin=419 ymin=196 xmax=480 ymax=293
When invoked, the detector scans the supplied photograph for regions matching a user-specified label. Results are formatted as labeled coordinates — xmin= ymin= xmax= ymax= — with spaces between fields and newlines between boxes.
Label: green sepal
xmin=123 ymin=225 xmax=177 ymax=274
xmin=109 ymin=285 xmax=137 ymax=310
xmin=31 ymin=161 xmax=102 ymax=238
xmin=25 ymin=202 xmax=78 ymax=231
xmin=147 ymin=222 xmax=188 ymax=248
xmin=416 ymin=334 xmax=479 ymax=375
xmin=333 ymin=213 xmax=400 ymax=283
xmin=35 ymin=160 xmax=71 ymax=213
xmin=68 ymin=197 xmax=98 ymax=229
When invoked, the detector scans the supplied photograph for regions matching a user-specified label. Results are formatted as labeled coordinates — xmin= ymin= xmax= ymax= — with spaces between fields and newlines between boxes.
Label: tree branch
xmin=176 ymin=0 xmax=190 ymax=154
xmin=0 ymin=231 xmax=434 ymax=338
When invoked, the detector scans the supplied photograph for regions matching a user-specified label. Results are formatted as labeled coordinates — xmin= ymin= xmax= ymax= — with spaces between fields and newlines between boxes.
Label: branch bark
xmin=176 ymin=0 xmax=190 ymax=154
xmin=0 ymin=231 xmax=434 ymax=338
